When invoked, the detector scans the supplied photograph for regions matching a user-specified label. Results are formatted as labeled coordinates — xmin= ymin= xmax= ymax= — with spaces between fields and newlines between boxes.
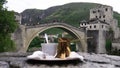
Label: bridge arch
xmin=18 ymin=23 xmax=87 ymax=52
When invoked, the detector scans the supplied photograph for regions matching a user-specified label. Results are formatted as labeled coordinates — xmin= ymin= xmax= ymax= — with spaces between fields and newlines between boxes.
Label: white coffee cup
xmin=41 ymin=43 xmax=58 ymax=56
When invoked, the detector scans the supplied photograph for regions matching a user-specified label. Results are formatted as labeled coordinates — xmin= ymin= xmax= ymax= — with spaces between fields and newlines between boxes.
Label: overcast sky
xmin=6 ymin=0 xmax=120 ymax=13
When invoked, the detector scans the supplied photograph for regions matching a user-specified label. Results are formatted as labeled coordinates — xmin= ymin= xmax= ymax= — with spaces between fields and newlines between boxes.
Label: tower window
xmin=98 ymin=10 xmax=100 ymax=12
xmin=94 ymin=25 xmax=96 ymax=28
xmin=103 ymin=15 xmax=105 ymax=18
xmin=90 ymin=26 xmax=92 ymax=28
xmin=103 ymin=20 xmax=105 ymax=22
xmin=93 ymin=11 xmax=96 ymax=13
xmin=105 ymin=8 xmax=108 ymax=11
xmin=99 ymin=16 xmax=101 ymax=18
xmin=102 ymin=25 xmax=104 ymax=28
xmin=96 ymin=16 xmax=98 ymax=18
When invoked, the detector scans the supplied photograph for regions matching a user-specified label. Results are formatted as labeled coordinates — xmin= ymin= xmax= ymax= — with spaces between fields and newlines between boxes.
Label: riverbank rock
xmin=0 ymin=61 xmax=9 ymax=68
xmin=0 ymin=52 xmax=120 ymax=68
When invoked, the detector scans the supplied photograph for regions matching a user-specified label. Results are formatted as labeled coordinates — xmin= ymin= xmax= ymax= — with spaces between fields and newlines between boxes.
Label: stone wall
xmin=110 ymin=19 xmax=120 ymax=39
xmin=112 ymin=43 xmax=120 ymax=50
xmin=90 ymin=6 xmax=113 ymax=23
xmin=87 ymin=30 xmax=98 ymax=53
xmin=87 ymin=30 xmax=107 ymax=53
xmin=0 ymin=52 xmax=120 ymax=68
xmin=11 ymin=25 xmax=26 ymax=52
xmin=97 ymin=30 xmax=106 ymax=53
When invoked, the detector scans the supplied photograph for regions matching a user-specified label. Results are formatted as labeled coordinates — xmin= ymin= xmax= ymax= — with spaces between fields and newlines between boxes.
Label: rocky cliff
xmin=0 ymin=52 xmax=120 ymax=68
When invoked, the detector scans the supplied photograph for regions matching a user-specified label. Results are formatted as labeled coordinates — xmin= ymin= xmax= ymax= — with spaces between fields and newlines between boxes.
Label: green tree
xmin=0 ymin=0 xmax=18 ymax=52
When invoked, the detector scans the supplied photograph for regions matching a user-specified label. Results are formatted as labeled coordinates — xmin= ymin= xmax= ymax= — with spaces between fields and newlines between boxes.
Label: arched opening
xmin=27 ymin=27 xmax=80 ymax=52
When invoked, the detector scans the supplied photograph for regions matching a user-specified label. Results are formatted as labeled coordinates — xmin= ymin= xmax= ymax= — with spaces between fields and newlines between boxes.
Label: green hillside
xmin=43 ymin=3 xmax=100 ymax=27
xmin=21 ymin=2 xmax=120 ymax=34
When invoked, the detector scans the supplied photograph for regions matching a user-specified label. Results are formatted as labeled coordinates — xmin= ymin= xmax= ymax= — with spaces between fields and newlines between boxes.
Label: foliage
xmin=28 ymin=36 xmax=44 ymax=51
xmin=0 ymin=35 xmax=16 ymax=52
xmin=0 ymin=10 xmax=18 ymax=35
xmin=0 ymin=0 xmax=18 ymax=52
xmin=105 ymin=29 xmax=114 ymax=55
xmin=0 ymin=0 xmax=6 ymax=9
xmin=41 ymin=28 xmax=64 ymax=35
xmin=105 ymin=39 xmax=112 ymax=53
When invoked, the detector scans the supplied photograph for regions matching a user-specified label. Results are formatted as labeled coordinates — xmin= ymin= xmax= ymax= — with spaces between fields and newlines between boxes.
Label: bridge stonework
xmin=12 ymin=22 xmax=87 ymax=53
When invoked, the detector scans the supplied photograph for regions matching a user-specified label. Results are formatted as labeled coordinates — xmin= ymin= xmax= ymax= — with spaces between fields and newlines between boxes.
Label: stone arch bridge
xmin=12 ymin=22 xmax=87 ymax=52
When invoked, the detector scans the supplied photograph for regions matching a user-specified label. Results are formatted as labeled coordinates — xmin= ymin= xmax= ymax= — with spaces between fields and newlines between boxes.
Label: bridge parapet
xmin=25 ymin=22 xmax=83 ymax=31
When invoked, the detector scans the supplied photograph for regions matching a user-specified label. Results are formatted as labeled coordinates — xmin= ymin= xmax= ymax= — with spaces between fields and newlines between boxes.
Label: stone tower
xmin=80 ymin=5 xmax=120 ymax=53
xmin=90 ymin=5 xmax=120 ymax=39
xmin=80 ymin=19 xmax=109 ymax=53
xmin=11 ymin=12 xmax=23 ymax=52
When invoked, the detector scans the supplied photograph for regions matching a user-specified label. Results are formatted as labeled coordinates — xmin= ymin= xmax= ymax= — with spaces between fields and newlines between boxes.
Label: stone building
xmin=80 ymin=5 xmax=120 ymax=53
xmin=80 ymin=18 xmax=109 ymax=53
xmin=90 ymin=5 xmax=120 ymax=39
